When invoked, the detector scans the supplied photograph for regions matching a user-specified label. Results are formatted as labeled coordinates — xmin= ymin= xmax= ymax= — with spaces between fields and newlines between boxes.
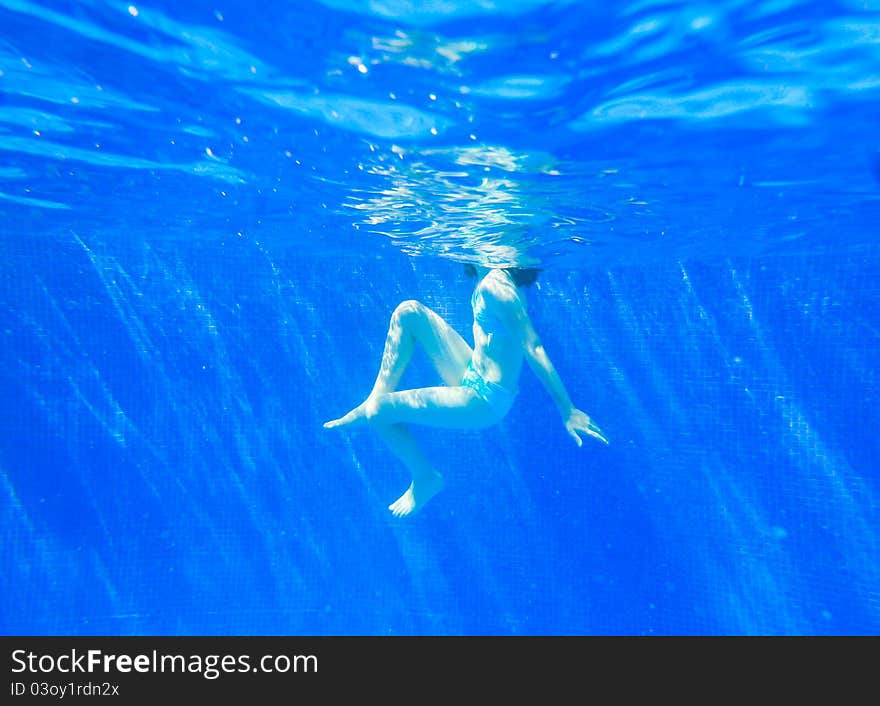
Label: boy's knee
xmin=392 ymin=299 xmax=424 ymax=325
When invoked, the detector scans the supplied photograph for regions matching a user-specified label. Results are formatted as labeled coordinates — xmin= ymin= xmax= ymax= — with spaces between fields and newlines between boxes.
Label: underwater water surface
xmin=1 ymin=0 xmax=878 ymax=635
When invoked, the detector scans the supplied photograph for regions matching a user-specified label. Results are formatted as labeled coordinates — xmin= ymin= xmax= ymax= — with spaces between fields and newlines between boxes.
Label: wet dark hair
xmin=463 ymin=264 xmax=540 ymax=287
xmin=506 ymin=267 xmax=540 ymax=287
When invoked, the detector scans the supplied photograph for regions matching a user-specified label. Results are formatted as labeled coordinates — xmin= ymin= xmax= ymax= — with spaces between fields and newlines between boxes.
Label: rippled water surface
xmin=2 ymin=0 xmax=878 ymax=265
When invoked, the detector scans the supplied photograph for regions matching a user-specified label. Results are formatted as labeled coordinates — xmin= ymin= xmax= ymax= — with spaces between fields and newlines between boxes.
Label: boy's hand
xmin=564 ymin=408 xmax=609 ymax=447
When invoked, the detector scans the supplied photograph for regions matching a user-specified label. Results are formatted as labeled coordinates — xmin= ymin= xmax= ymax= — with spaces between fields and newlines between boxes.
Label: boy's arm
xmin=493 ymin=293 xmax=608 ymax=446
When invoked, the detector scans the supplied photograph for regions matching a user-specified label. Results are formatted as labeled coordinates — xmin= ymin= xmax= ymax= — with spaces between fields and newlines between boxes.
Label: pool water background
xmin=0 ymin=0 xmax=878 ymax=635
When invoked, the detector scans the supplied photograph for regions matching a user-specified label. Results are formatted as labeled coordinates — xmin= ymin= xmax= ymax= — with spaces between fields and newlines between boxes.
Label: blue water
xmin=1 ymin=0 xmax=878 ymax=635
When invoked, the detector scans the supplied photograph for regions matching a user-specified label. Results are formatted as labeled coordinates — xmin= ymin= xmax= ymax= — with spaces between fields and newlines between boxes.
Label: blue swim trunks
xmin=460 ymin=360 xmax=517 ymax=416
